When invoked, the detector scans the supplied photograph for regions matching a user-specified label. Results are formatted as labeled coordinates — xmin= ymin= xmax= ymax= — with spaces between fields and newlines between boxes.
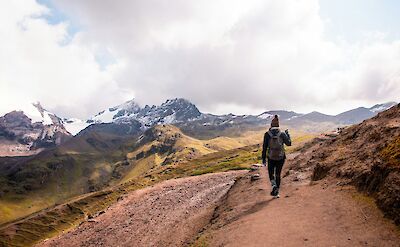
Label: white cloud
xmin=0 ymin=0 xmax=399 ymax=118
xmin=0 ymin=0 xmax=129 ymax=118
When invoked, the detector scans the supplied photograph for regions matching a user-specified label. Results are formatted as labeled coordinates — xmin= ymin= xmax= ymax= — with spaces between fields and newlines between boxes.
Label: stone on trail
xmin=250 ymin=164 xmax=263 ymax=171
xmin=251 ymin=174 xmax=261 ymax=181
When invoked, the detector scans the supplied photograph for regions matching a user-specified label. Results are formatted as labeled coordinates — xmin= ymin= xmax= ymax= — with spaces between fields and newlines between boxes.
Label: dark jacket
xmin=262 ymin=127 xmax=292 ymax=163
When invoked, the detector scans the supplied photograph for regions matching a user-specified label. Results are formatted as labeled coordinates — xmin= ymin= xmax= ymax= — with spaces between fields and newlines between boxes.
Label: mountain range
xmin=65 ymin=98 xmax=397 ymax=134
xmin=0 ymin=99 xmax=397 ymax=156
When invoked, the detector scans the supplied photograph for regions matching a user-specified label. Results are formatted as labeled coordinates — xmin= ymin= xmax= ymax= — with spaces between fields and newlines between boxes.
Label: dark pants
xmin=268 ymin=158 xmax=285 ymax=188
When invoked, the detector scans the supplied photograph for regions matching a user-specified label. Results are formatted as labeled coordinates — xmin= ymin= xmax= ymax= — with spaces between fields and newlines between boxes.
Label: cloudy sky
xmin=1 ymin=0 xmax=399 ymax=118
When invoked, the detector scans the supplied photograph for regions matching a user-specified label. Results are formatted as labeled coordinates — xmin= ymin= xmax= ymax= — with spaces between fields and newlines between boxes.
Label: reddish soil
xmin=36 ymin=171 xmax=245 ymax=247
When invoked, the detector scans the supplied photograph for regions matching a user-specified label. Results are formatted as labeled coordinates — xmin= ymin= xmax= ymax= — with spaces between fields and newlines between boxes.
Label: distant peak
xmin=369 ymin=101 xmax=398 ymax=113
xmin=122 ymin=98 xmax=140 ymax=107
xmin=162 ymin=98 xmax=193 ymax=106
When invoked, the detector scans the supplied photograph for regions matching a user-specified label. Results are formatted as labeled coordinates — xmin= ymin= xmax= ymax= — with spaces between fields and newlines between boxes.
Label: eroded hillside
xmin=289 ymin=103 xmax=400 ymax=224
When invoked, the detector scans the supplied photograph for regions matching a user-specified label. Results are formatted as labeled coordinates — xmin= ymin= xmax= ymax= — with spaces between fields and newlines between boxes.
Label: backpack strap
xmin=267 ymin=129 xmax=281 ymax=137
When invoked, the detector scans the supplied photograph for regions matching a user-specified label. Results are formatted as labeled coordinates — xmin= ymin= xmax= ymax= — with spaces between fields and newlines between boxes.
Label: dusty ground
xmin=203 ymin=166 xmax=400 ymax=247
xmin=36 ymin=157 xmax=400 ymax=247
xmin=36 ymin=171 xmax=245 ymax=247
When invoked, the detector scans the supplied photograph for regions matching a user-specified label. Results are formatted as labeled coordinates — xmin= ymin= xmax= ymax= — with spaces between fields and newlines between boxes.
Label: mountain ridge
xmin=0 ymin=99 xmax=397 ymax=156
xmin=76 ymin=98 xmax=399 ymax=134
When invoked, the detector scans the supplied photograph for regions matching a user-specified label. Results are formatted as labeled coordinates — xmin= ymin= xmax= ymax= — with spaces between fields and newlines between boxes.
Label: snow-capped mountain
xmin=0 ymin=103 xmax=71 ymax=156
xmin=73 ymin=98 xmax=397 ymax=136
xmin=90 ymin=99 xmax=142 ymax=124
xmin=89 ymin=98 xmax=202 ymax=127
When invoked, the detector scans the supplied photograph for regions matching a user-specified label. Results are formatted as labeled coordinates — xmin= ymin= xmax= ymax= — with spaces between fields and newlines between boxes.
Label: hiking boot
xmin=270 ymin=180 xmax=278 ymax=196
xmin=275 ymin=187 xmax=281 ymax=198
xmin=271 ymin=185 xmax=278 ymax=196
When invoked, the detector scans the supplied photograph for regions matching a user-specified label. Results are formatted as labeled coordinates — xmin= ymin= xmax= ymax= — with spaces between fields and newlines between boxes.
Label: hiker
xmin=262 ymin=115 xmax=291 ymax=198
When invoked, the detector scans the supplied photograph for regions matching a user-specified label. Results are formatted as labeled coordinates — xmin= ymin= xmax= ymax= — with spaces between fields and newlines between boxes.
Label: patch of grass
xmin=121 ymin=154 xmax=163 ymax=183
xmin=380 ymin=137 xmax=400 ymax=168
xmin=351 ymin=192 xmax=378 ymax=208
xmin=190 ymin=234 xmax=209 ymax=247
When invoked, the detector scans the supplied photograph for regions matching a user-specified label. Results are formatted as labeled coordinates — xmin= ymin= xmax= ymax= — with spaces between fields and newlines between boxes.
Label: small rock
xmin=251 ymin=174 xmax=261 ymax=181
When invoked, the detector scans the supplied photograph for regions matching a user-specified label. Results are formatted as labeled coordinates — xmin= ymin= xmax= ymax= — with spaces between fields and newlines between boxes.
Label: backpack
xmin=267 ymin=130 xmax=284 ymax=160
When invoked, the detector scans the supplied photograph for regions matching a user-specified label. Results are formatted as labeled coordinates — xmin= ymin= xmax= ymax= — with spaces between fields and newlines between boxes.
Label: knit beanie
xmin=271 ymin=115 xmax=279 ymax=127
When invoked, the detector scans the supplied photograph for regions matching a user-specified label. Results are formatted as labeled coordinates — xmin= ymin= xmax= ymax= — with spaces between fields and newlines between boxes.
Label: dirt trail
xmin=202 ymin=166 xmax=400 ymax=247
xmin=36 ymin=171 xmax=246 ymax=247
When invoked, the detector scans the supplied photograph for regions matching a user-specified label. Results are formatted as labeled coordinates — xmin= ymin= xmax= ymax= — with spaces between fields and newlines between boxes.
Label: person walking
xmin=262 ymin=115 xmax=291 ymax=198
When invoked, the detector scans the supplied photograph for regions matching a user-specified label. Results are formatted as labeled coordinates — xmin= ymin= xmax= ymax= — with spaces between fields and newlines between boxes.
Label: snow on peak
xmin=162 ymin=98 xmax=191 ymax=106
xmin=257 ymin=112 xmax=273 ymax=119
xmin=89 ymin=98 xmax=201 ymax=128
xmin=13 ymin=102 xmax=57 ymax=125
xmin=63 ymin=118 xmax=90 ymax=135
xmin=114 ymin=98 xmax=141 ymax=112
xmin=92 ymin=98 xmax=142 ymax=123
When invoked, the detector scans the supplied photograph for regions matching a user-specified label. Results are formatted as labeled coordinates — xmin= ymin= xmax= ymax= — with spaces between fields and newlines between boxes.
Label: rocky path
xmin=37 ymin=171 xmax=246 ymax=247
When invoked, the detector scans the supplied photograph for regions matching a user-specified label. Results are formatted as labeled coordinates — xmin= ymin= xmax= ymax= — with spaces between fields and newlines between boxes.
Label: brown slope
xmin=35 ymin=171 xmax=245 ymax=247
xmin=288 ymin=103 xmax=400 ymax=224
